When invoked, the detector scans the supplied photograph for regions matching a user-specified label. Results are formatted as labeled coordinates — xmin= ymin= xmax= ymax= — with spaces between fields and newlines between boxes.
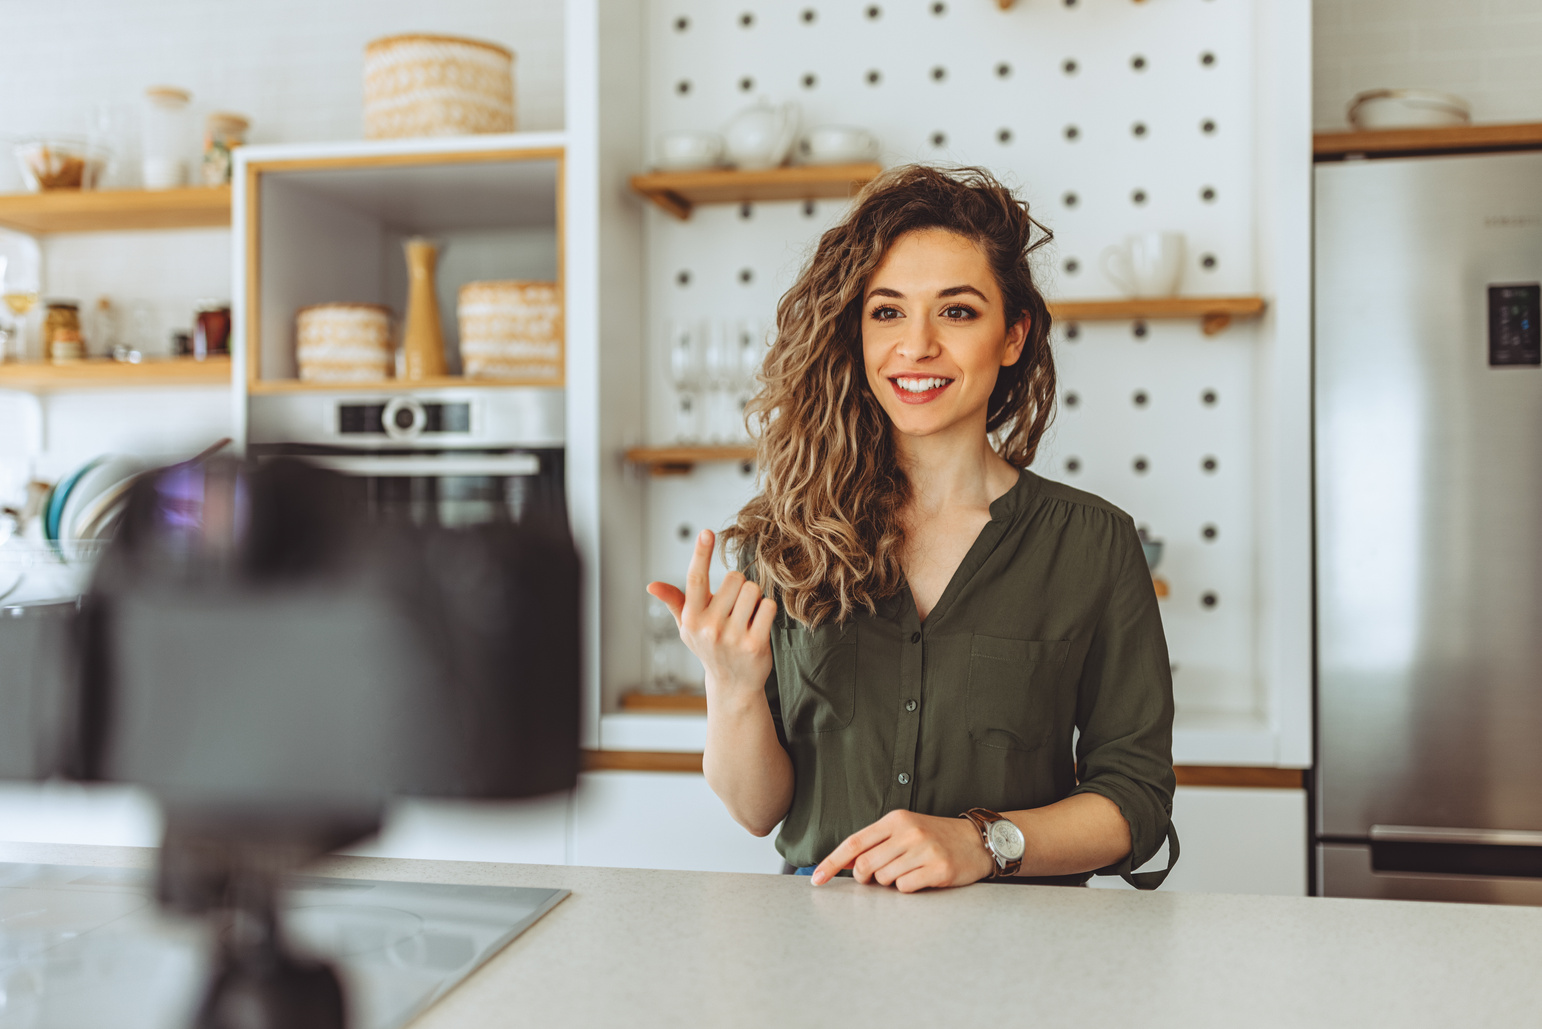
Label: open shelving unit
xmin=1313 ymin=121 xmax=1542 ymax=161
xmin=0 ymin=186 xmax=231 ymax=234
xmin=629 ymin=163 xmax=883 ymax=219
xmin=1048 ymin=295 xmax=1266 ymax=336
xmin=0 ymin=356 xmax=231 ymax=392
xmin=625 ymin=444 xmax=755 ymax=474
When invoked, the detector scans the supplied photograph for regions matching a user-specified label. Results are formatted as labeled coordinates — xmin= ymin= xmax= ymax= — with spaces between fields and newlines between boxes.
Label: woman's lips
xmin=889 ymin=376 xmax=954 ymax=405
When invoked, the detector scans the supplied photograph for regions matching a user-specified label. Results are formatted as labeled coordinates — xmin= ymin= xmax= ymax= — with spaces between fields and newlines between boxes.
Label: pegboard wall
xmin=638 ymin=0 xmax=1266 ymax=721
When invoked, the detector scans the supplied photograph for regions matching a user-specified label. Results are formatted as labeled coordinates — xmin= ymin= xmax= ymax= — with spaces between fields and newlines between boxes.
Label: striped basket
xmin=296 ymin=303 xmax=394 ymax=383
xmin=457 ymin=280 xmax=562 ymax=382
xmin=364 ymin=34 xmax=515 ymax=139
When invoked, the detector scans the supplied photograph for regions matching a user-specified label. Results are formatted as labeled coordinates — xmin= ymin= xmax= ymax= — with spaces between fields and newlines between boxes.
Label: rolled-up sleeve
xmin=1068 ymin=521 xmax=1177 ymax=887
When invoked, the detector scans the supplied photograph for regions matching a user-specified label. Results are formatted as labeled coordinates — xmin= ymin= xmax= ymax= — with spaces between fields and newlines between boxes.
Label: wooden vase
xmin=401 ymin=237 xmax=447 ymax=380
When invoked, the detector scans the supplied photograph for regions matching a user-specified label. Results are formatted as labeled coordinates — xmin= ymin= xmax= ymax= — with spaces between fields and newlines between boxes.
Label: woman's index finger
xmin=683 ymin=528 xmax=714 ymax=613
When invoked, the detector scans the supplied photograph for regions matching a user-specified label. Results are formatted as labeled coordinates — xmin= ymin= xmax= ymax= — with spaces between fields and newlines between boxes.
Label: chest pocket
xmin=778 ymin=622 xmax=858 ymax=735
xmin=966 ymin=635 xmax=1069 ymax=752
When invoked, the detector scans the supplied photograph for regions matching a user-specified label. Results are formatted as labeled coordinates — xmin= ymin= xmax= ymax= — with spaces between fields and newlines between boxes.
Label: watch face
xmin=988 ymin=819 xmax=1025 ymax=861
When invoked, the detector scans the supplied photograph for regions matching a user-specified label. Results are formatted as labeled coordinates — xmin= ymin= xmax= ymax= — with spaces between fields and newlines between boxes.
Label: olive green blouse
xmin=752 ymin=469 xmax=1178 ymax=888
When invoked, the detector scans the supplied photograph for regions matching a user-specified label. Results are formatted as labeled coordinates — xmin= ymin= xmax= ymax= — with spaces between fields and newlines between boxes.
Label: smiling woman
xmin=647 ymin=166 xmax=1177 ymax=893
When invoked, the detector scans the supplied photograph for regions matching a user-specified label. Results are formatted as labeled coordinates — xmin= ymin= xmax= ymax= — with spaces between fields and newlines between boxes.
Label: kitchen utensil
xmin=141 ymin=86 xmax=192 ymax=190
xmin=655 ymin=131 xmax=724 ymax=172
xmin=402 ymin=238 xmax=447 ymax=379
xmin=1100 ymin=232 xmax=1186 ymax=298
xmin=296 ymin=303 xmax=394 ymax=383
xmin=801 ymin=125 xmax=879 ymax=165
xmin=457 ymin=280 xmax=562 ymax=381
xmin=364 ymin=34 xmax=515 ymax=139
xmin=1348 ymin=89 xmax=1470 ymax=131
xmin=723 ymin=100 xmax=800 ymax=171
xmin=13 ymin=137 xmax=109 ymax=191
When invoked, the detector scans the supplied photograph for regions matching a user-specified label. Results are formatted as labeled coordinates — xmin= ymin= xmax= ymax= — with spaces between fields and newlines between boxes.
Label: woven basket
xmin=364 ymin=34 xmax=515 ymax=139
xmin=457 ymin=280 xmax=562 ymax=382
xmin=296 ymin=303 xmax=394 ymax=382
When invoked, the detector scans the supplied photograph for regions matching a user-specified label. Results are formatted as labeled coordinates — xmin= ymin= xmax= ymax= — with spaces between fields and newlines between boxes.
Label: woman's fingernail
xmin=698 ymin=529 xmax=710 ymax=544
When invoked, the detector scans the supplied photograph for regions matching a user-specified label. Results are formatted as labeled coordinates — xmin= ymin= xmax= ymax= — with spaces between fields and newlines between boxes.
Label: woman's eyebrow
xmin=865 ymin=284 xmax=990 ymax=301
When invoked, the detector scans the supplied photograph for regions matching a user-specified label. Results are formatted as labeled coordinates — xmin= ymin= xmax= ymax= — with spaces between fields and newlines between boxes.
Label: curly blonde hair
xmin=723 ymin=164 xmax=1057 ymax=627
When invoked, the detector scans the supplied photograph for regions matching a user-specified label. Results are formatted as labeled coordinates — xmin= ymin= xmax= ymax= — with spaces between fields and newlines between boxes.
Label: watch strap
xmin=960 ymin=807 xmax=1023 ymax=878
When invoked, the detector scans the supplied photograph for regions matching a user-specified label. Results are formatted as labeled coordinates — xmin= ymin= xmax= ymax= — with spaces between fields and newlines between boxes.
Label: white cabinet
xmin=571 ymin=771 xmax=783 ymax=874
xmin=1090 ymin=786 xmax=1307 ymax=896
xmin=343 ymin=794 xmax=571 ymax=867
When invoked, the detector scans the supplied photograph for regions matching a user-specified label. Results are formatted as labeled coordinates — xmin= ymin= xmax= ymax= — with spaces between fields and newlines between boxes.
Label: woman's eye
xmin=869 ymin=305 xmax=901 ymax=321
xmin=943 ymin=304 xmax=978 ymax=320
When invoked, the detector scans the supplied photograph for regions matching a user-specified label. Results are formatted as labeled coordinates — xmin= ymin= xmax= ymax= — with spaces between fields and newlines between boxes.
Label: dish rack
xmin=0 ymin=538 xmax=108 ymax=605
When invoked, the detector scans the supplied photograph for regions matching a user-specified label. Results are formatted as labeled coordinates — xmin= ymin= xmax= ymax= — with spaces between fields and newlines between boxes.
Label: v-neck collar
xmin=902 ymin=468 xmax=1041 ymax=629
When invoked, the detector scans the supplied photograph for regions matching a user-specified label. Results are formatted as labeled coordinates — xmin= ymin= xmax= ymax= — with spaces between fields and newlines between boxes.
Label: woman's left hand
xmin=809 ymin=810 xmax=997 ymax=891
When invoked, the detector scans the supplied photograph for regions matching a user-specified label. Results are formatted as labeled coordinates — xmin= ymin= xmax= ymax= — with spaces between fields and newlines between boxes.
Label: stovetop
xmin=0 ymin=862 xmax=566 ymax=1028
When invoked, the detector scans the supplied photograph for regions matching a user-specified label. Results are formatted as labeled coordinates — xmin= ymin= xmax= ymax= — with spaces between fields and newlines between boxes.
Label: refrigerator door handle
xmin=1371 ymin=825 xmax=1542 ymax=847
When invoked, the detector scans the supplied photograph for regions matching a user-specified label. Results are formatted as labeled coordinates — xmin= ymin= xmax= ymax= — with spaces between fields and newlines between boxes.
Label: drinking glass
xmin=667 ymin=321 xmax=703 ymax=443
xmin=0 ymin=232 xmax=41 ymax=362
xmin=644 ymin=596 xmax=682 ymax=693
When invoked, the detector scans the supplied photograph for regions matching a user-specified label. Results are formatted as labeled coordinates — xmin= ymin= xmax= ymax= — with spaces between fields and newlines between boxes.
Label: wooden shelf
xmin=629 ymin=163 xmax=882 ymax=220
xmin=1047 ymin=295 xmax=1265 ymax=336
xmin=0 ymin=356 xmax=232 ymax=392
xmin=0 ymin=187 xmax=232 ymax=234
xmin=1314 ymin=122 xmax=1542 ymax=161
xmin=625 ymin=445 xmax=756 ymax=475
xmin=248 ymin=374 xmax=563 ymax=394
xmin=619 ymin=691 xmax=710 ymax=713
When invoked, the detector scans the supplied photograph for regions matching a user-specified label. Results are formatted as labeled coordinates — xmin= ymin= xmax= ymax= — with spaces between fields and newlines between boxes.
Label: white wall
xmin=1314 ymin=0 xmax=1542 ymax=130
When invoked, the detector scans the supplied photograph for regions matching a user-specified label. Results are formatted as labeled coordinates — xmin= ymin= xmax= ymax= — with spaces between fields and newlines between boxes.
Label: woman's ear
xmin=1001 ymin=315 xmax=1030 ymax=367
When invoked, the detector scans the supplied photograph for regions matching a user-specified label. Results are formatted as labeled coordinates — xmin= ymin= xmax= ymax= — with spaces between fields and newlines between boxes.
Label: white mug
xmin=1100 ymin=232 xmax=1186 ymax=298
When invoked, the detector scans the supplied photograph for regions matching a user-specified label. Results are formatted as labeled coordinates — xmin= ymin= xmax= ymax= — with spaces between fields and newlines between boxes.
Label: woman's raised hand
xmin=646 ymin=529 xmax=777 ymax=695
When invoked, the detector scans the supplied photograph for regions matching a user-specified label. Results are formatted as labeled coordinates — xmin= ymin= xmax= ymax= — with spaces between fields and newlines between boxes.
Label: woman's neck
xmin=894 ymin=426 xmax=1019 ymax=516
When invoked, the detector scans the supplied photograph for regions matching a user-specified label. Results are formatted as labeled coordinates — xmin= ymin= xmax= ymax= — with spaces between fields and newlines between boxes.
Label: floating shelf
xmin=0 ymin=187 xmax=232 ymax=234
xmin=1048 ymin=295 xmax=1266 ymax=336
xmin=248 ymin=375 xmax=563 ymax=395
xmin=626 ymin=445 xmax=756 ymax=475
xmin=1314 ymin=121 xmax=1542 ymax=161
xmin=0 ymin=356 xmax=232 ymax=392
xmin=629 ymin=163 xmax=883 ymax=220
xmin=619 ymin=691 xmax=709 ymax=713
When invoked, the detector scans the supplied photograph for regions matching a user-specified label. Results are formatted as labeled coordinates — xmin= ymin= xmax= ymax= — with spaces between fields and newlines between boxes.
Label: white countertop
xmin=3 ymin=841 xmax=1539 ymax=1028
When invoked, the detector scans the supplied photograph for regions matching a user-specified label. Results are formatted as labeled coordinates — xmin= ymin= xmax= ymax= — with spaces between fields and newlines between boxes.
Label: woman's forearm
xmin=701 ymin=674 xmax=794 ymax=837
xmin=1003 ymin=792 xmax=1132 ymax=878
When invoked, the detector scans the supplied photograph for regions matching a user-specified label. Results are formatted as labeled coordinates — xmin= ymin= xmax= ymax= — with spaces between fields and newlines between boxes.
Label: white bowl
xmin=655 ymin=131 xmax=724 ymax=172
xmin=1348 ymin=89 xmax=1470 ymax=130
xmin=801 ymin=125 xmax=879 ymax=165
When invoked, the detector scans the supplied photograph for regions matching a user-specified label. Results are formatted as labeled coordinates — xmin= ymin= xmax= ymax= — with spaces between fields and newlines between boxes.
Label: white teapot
xmin=723 ymin=100 xmax=800 ymax=171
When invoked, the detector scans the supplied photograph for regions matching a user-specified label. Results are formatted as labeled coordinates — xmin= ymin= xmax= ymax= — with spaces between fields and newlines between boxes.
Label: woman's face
xmin=860 ymin=227 xmax=1027 ymax=446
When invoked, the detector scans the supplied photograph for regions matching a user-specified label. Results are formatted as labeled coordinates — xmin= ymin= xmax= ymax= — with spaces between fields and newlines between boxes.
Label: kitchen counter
xmin=3 ymin=841 xmax=1539 ymax=1027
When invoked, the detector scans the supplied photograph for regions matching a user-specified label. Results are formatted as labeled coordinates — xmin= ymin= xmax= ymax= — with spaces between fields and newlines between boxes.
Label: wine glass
xmin=667 ymin=321 xmax=703 ymax=443
xmin=0 ymin=231 xmax=41 ymax=362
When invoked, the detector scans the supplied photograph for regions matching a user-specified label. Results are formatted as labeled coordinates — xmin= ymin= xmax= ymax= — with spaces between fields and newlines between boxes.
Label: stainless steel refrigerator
xmin=1316 ymin=148 xmax=1542 ymax=904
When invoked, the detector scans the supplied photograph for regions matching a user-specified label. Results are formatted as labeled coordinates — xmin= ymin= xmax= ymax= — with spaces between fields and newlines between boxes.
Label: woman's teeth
xmin=894 ymin=377 xmax=952 ymax=393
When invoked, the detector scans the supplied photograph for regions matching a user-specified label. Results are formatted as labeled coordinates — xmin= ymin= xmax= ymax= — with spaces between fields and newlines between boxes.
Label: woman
xmin=648 ymin=165 xmax=1177 ymax=892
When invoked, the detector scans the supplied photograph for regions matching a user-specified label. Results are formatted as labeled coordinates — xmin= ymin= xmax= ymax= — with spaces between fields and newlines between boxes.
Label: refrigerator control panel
xmin=1488 ymin=283 xmax=1541 ymax=367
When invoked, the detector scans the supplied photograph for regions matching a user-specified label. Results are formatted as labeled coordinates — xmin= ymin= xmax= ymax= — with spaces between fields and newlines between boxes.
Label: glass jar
xmin=43 ymin=301 xmax=82 ymax=363
xmin=142 ymin=86 xmax=192 ymax=190
xmin=201 ymin=112 xmax=249 ymax=186
xmin=193 ymin=300 xmax=231 ymax=359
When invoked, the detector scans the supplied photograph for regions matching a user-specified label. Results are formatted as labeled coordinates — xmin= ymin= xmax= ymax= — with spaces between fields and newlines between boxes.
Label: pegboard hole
xmin=1202 ymin=523 xmax=1219 ymax=541
xmin=676 ymin=270 xmax=691 ymax=287
xmin=1133 ymin=456 xmax=1150 ymax=474
xmin=1063 ymin=0 xmax=1077 ymax=7
xmin=930 ymin=131 xmax=947 ymax=148
xmin=931 ymin=66 xmax=948 ymax=82
xmin=1065 ymin=457 xmax=1082 ymax=474
xmin=1202 ymin=389 xmax=1218 ymax=406
xmin=739 ymin=11 xmax=755 ymax=27
xmin=1133 ymin=320 xmax=1148 ymax=338
xmin=1201 ymin=51 xmax=1216 ymax=66
xmin=1201 ymin=186 xmax=1216 ymax=202
xmin=677 ymin=523 xmax=693 ymax=541
xmin=931 ymin=1 xmax=947 ymax=14
xmin=1065 ymin=322 xmax=1080 ymax=340
xmin=866 ymin=4 xmax=882 ymax=18
xmin=1132 ymin=122 xmax=1148 ymax=138
xmin=1200 ymin=253 xmax=1218 ymax=270
xmin=801 ymin=7 xmax=817 ymax=24
xmin=803 ymin=200 xmax=817 ymax=217
xmin=1063 ymin=257 xmax=1080 ymax=274
xmin=739 ymin=268 xmax=755 ymax=284
xmin=1064 ymin=390 xmax=1080 ymax=408
xmin=739 ymin=76 xmax=755 ymax=92
xmin=1131 ymin=188 xmax=1148 ymax=205
xmin=739 ymin=202 xmax=753 ymax=219
xmin=1062 ymin=59 xmax=1078 ymax=75
xmin=674 ymin=15 xmax=690 ymax=32
xmin=996 ymin=62 xmax=1013 ymax=79
xmin=1132 ymin=390 xmax=1149 ymax=407
xmin=1201 ymin=591 xmax=1219 ymax=609
xmin=1202 ymin=119 xmax=1218 ymax=134
xmin=1064 ymin=125 xmax=1080 ymax=141
xmin=740 ymin=461 xmax=755 ymax=476
xmin=1131 ymin=54 xmax=1147 ymax=71
xmin=801 ymin=72 xmax=818 ymax=89
xmin=866 ymin=69 xmax=882 ymax=86
xmin=1062 ymin=191 xmax=1078 ymax=208
xmin=997 ymin=128 xmax=1013 ymax=145
xmin=675 ymin=79 xmax=692 ymax=96
xmin=1202 ymin=456 xmax=1219 ymax=473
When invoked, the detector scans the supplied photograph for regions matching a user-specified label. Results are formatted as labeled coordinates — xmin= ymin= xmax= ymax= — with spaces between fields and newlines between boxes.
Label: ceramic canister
xmin=364 ymin=34 xmax=515 ymax=139
xmin=457 ymin=281 xmax=562 ymax=382
xmin=296 ymin=303 xmax=394 ymax=382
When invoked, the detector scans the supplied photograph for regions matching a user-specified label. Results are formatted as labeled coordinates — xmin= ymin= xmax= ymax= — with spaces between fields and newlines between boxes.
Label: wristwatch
xmin=960 ymin=807 xmax=1025 ymax=879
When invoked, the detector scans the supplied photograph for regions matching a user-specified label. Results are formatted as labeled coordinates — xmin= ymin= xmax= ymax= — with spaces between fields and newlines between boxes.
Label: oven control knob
xmin=382 ymin=396 xmax=427 ymax=440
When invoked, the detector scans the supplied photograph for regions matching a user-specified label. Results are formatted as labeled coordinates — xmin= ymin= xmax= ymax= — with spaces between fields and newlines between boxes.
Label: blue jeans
xmin=793 ymin=865 xmax=817 ymax=876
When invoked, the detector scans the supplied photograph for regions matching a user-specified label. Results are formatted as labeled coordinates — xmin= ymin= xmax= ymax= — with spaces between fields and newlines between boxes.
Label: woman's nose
xmin=896 ymin=317 xmax=942 ymax=361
